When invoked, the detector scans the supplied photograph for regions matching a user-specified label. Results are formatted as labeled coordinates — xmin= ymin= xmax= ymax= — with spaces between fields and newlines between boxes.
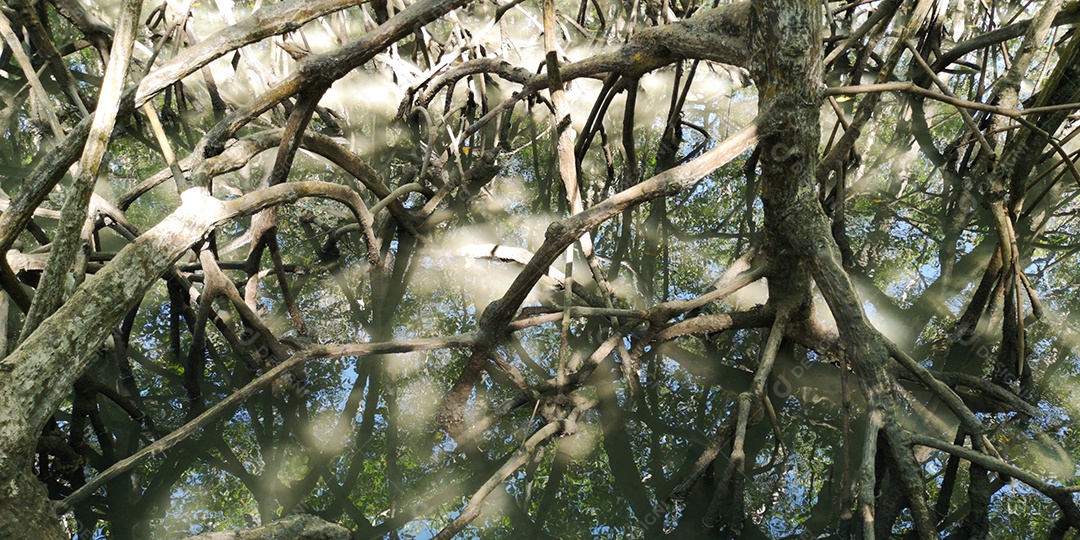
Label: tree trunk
xmin=0 ymin=183 xmax=368 ymax=538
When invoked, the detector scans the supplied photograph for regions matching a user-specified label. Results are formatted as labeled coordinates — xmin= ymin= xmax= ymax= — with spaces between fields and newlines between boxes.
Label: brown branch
xmin=649 ymin=251 xmax=765 ymax=321
xmin=0 ymin=0 xmax=361 ymax=267
xmin=464 ymin=2 xmax=752 ymax=136
xmin=134 ymin=0 xmax=361 ymax=105
xmin=56 ymin=334 xmax=477 ymax=512
xmin=825 ymin=81 xmax=1080 ymax=119
xmin=930 ymin=8 xmax=1080 ymax=72
xmin=857 ymin=410 xmax=882 ymax=537
xmin=650 ymin=306 xmax=771 ymax=342
xmin=909 ymin=433 xmax=1080 ymax=526
xmin=886 ymin=341 xmax=986 ymax=435
xmin=200 ymin=0 xmax=475 ymax=158
xmin=437 ymin=122 xmax=757 ymax=431
xmin=0 ymin=9 xmax=64 ymax=137
xmin=432 ymin=420 xmax=566 ymax=539
xmin=19 ymin=0 xmax=143 ymax=342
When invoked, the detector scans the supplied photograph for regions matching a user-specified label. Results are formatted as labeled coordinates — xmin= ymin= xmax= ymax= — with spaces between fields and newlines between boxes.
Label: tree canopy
xmin=0 ymin=0 xmax=1079 ymax=537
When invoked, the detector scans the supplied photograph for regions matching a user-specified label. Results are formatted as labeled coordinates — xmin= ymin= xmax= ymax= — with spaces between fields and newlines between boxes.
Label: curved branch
xmin=909 ymin=432 xmax=1080 ymax=527
xmin=200 ymin=0 xmax=475 ymax=157
xmin=134 ymin=0 xmax=361 ymax=105
xmin=437 ymin=122 xmax=757 ymax=430
xmin=464 ymin=2 xmax=752 ymax=136
xmin=433 ymin=420 xmax=566 ymax=539
xmin=0 ymin=181 xmax=395 ymax=461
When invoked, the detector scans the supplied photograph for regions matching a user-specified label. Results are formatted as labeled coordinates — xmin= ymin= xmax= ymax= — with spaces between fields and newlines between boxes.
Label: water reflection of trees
xmin=0 ymin=0 xmax=1077 ymax=538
